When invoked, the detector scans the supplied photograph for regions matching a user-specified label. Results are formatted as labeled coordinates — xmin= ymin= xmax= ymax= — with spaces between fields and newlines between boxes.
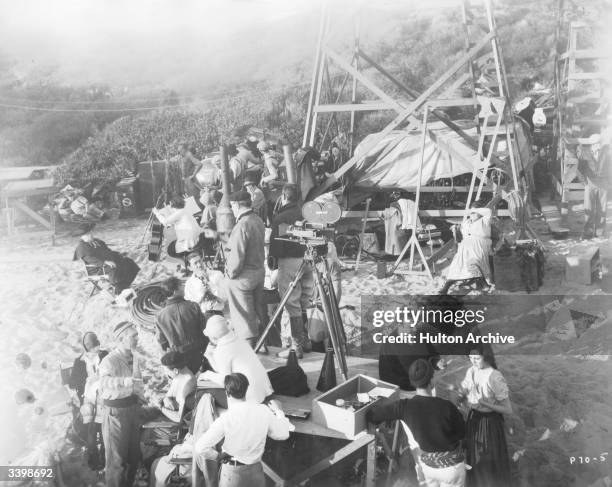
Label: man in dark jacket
xmin=73 ymin=229 xmax=140 ymax=293
xmin=269 ymin=184 xmax=315 ymax=358
xmin=156 ymin=277 xmax=208 ymax=374
xmin=225 ymin=190 xmax=266 ymax=348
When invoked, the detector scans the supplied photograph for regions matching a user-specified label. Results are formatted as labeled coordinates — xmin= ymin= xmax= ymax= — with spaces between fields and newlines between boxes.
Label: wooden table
xmin=258 ymin=349 xmax=380 ymax=487
xmin=190 ymin=349 xmax=382 ymax=487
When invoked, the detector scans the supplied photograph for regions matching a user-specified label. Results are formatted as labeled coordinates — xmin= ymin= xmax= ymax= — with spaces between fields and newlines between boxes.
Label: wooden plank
xmin=310 ymin=31 xmax=496 ymax=198
xmin=567 ymin=72 xmax=605 ymax=80
xmin=286 ymin=433 xmax=375 ymax=486
xmin=428 ymin=98 xmax=481 ymax=107
xmin=262 ymin=462 xmax=287 ymax=486
xmin=2 ymin=186 xmax=59 ymax=197
xmin=11 ymin=200 xmax=52 ymax=229
xmin=560 ymin=49 xmax=608 ymax=60
xmin=341 ymin=209 xmax=511 ymax=219
xmin=426 ymin=238 xmax=455 ymax=267
xmin=314 ymin=102 xmax=397 ymax=113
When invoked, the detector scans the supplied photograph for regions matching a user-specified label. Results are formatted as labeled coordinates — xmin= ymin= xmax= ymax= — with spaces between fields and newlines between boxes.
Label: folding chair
xmin=81 ymin=260 xmax=116 ymax=301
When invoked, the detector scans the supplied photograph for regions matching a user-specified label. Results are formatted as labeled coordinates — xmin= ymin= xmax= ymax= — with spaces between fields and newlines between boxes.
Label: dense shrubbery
xmin=53 ymin=87 xmax=309 ymax=186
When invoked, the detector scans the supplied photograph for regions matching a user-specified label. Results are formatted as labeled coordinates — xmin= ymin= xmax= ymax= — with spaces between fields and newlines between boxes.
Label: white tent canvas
xmin=349 ymin=121 xmax=487 ymax=190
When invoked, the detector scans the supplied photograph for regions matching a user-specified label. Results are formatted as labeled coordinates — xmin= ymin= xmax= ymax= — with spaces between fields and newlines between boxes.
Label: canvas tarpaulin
xmin=348 ymin=121 xmax=488 ymax=190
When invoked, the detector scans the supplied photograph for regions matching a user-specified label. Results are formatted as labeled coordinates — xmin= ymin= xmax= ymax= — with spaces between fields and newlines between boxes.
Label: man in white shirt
xmin=98 ymin=322 xmax=145 ymax=487
xmin=200 ymin=315 xmax=273 ymax=404
xmin=195 ymin=373 xmax=292 ymax=487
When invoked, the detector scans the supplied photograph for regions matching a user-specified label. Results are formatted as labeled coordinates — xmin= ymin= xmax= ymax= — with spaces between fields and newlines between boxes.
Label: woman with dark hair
xmin=153 ymin=195 xmax=202 ymax=256
xmin=457 ymin=345 xmax=512 ymax=487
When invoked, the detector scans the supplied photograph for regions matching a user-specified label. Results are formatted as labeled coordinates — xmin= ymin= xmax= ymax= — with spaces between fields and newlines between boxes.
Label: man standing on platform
xmin=98 ymin=322 xmax=144 ymax=487
xmin=156 ymin=277 xmax=208 ymax=374
xmin=224 ymin=190 xmax=266 ymax=348
xmin=269 ymin=184 xmax=314 ymax=358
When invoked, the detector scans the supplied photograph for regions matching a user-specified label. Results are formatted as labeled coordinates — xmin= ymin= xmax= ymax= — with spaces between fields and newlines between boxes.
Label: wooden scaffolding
xmin=303 ymin=0 xmax=526 ymax=278
xmin=553 ymin=0 xmax=610 ymax=205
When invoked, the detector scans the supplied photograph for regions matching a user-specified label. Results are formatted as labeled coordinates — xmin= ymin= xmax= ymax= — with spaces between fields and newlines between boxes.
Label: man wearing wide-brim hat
xmin=224 ymin=190 xmax=266 ymax=348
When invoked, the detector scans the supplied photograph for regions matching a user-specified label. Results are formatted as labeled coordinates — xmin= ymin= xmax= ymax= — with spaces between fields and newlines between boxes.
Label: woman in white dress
xmin=441 ymin=205 xmax=493 ymax=294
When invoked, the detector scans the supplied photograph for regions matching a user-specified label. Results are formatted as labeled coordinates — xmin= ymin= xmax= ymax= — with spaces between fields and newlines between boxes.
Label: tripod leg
xmin=321 ymin=259 xmax=346 ymax=345
xmin=313 ymin=263 xmax=348 ymax=381
xmin=254 ymin=261 xmax=306 ymax=353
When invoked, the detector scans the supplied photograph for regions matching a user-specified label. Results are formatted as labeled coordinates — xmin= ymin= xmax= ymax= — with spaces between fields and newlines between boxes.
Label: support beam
xmin=560 ymin=49 xmax=609 ymax=60
xmin=314 ymin=102 xmax=397 ymax=112
xmin=310 ymin=31 xmax=496 ymax=199
xmin=12 ymin=200 xmax=52 ymax=229
xmin=324 ymin=47 xmax=405 ymax=112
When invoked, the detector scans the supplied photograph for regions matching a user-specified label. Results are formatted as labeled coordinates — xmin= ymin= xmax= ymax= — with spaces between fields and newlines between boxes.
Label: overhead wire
xmin=0 ymin=79 xmax=316 ymax=113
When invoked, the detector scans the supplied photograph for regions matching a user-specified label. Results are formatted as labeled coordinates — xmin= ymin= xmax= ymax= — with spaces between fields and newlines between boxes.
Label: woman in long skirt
xmin=440 ymin=205 xmax=493 ymax=294
xmin=458 ymin=346 xmax=512 ymax=487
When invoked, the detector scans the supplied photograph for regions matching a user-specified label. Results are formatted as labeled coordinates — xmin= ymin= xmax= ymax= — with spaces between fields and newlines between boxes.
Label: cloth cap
xmin=257 ymin=141 xmax=269 ymax=152
xmin=113 ymin=321 xmax=135 ymax=340
xmin=204 ymin=315 xmax=230 ymax=339
xmin=229 ymin=190 xmax=251 ymax=203
xmin=408 ymin=358 xmax=434 ymax=388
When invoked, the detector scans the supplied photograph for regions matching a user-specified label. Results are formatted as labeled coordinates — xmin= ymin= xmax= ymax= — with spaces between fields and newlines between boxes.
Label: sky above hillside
xmin=0 ymin=0 xmax=461 ymax=92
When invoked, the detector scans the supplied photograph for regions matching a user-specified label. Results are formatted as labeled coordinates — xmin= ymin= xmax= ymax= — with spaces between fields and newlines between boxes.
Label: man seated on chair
xmin=184 ymin=252 xmax=225 ymax=319
xmin=195 ymin=373 xmax=292 ymax=487
xmin=73 ymin=228 xmax=140 ymax=293
xmin=199 ymin=316 xmax=273 ymax=404
xmin=155 ymin=277 xmax=209 ymax=375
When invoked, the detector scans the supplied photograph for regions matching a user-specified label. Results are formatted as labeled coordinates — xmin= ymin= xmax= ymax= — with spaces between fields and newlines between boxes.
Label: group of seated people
xmin=68 ymin=305 xmax=292 ymax=487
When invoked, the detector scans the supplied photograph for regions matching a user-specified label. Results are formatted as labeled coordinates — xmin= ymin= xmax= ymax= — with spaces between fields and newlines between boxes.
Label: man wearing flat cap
xmin=98 ymin=322 xmax=144 ymax=487
xmin=224 ymin=190 xmax=266 ymax=348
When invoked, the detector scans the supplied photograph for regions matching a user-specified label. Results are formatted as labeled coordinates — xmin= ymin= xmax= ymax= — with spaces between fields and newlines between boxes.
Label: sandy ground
xmin=0 ymin=201 xmax=610 ymax=487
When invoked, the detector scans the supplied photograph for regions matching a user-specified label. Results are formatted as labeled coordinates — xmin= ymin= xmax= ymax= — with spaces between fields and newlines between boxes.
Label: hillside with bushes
xmin=0 ymin=0 xmax=608 ymax=188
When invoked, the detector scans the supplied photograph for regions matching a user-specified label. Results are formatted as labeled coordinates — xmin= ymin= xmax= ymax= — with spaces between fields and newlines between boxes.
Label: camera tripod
xmin=254 ymin=239 xmax=348 ymax=381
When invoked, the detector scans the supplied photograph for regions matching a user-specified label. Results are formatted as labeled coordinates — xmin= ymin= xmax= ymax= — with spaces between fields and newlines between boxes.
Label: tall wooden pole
xmin=216 ymin=144 xmax=235 ymax=233
xmin=284 ymin=145 xmax=298 ymax=186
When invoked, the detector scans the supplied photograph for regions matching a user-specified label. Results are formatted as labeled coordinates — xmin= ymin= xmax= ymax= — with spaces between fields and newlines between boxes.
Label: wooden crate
xmin=312 ymin=375 xmax=399 ymax=438
xmin=565 ymin=247 xmax=600 ymax=285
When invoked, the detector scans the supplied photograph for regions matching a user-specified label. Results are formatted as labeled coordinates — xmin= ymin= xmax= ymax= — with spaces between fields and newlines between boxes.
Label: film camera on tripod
xmin=258 ymin=195 xmax=348 ymax=379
